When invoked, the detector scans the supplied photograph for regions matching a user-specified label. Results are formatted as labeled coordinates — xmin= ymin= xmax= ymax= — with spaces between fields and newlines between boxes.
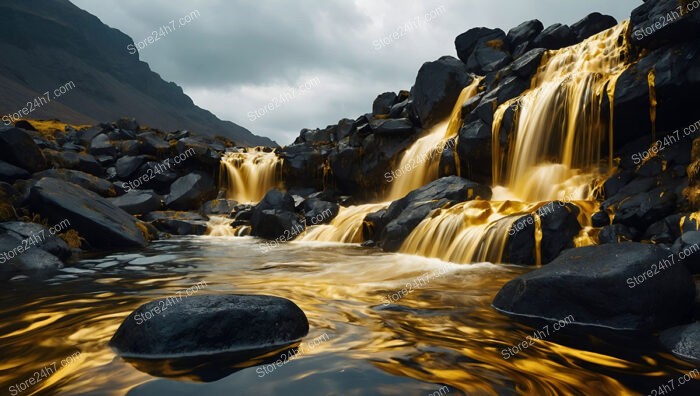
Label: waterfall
xmin=219 ymin=148 xmax=284 ymax=203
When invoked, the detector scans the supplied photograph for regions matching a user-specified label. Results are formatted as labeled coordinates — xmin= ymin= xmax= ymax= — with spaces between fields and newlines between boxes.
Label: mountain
xmin=0 ymin=0 xmax=276 ymax=146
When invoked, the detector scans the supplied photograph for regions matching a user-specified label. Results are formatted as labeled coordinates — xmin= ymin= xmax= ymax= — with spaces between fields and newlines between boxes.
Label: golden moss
xmin=59 ymin=229 xmax=84 ymax=249
xmin=19 ymin=119 xmax=90 ymax=142
xmin=486 ymin=39 xmax=504 ymax=50
xmin=136 ymin=221 xmax=157 ymax=242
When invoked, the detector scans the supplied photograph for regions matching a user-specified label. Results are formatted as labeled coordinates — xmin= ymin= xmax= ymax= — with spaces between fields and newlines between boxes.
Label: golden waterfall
xmin=219 ymin=148 xmax=284 ymax=203
xmin=401 ymin=22 xmax=630 ymax=264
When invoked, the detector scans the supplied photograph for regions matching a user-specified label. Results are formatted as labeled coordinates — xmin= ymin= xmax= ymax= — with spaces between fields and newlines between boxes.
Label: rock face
xmin=410 ymin=56 xmax=473 ymax=127
xmin=493 ymin=243 xmax=695 ymax=332
xmin=371 ymin=176 xmax=491 ymax=251
xmin=109 ymin=295 xmax=309 ymax=358
xmin=28 ymin=177 xmax=147 ymax=248
xmin=660 ymin=322 xmax=700 ymax=364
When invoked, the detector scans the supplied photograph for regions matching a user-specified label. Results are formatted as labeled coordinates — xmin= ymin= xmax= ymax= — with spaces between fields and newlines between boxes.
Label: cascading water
xmin=219 ymin=148 xmax=284 ymax=203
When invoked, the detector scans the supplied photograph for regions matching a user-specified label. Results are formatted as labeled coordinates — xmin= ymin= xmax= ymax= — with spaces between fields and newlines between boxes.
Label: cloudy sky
xmin=71 ymin=0 xmax=640 ymax=145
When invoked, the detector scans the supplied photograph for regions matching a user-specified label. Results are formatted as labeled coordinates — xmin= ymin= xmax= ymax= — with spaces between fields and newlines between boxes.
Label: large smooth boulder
xmin=28 ymin=177 xmax=147 ymax=248
xmin=532 ymin=24 xmax=576 ymax=50
xmin=660 ymin=322 xmax=700 ymax=364
xmin=301 ymin=198 xmax=339 ymax=225
xmin=109 ymin=190 xmax=162 ymax=215
xmin=0 ymin=127 xmax=48 ymax=173
xmin=455 ymin=27 xmax=505 ymax=63
xmin=372 ymin=92 xmax=398 ymax=116
xmin=506 ymin=20 xmax=544 ymax=49
xmin=571 ymin=13 xmax=617 ymax=42
xmin=34 ymin=169 xmax=116 ymax=197
xmin=250 ymin=190 xmax=305 ymax=240
xmin=165 ymin=172 xmax=216 ymax=211
xmin=377 ymin=176 xmax=491 ymax=251
xmin=461 ymin=28 xmax=512 ymax=74
xmin=109 ymin=295 xmax=309 ymax=358
xmin=116 ymin=156 xmax=148 ymax=180
xmin=410 ymin=56 xmax=473 ymax=127
xmin=493 ymin=243 xmax=696 ymax=332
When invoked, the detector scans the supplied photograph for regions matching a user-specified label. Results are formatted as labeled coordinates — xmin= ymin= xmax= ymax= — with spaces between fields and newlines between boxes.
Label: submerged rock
xmin=493 ymin=243 xmax=695 ymax=332
xmin=109 ymin=294 xmax=309 ymax=358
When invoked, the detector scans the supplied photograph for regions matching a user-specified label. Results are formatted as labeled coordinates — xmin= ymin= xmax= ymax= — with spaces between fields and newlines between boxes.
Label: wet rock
xmin=601 ymin=177 xmax=657 ymax=210
xmin=456 ymin=120 xmax=492 ymax=184
xmin=493 ymin=243 xmax=695 ymax=332
xmin=410 ymin=56 xmax=473 ymax=127
xmin=143 ymin=211 xmax=209 ymax=235
xmin=0 ymin=160 xmax=31 ymax=183
xmin=506 ymin=20 xmax=544 ymax=49
xmin=176 ymin=137 xmax=221 ymax=167
xmin=139 ymin=132 xmax=170 ymax=156
xmin=599 ymin=224 xmax=638 ymax=244
xmin=377 ymin=176 xmax=491 ymax=251
xmin=642 ymin=214 xmax=682 ymax=244
xmin=613 ymin=189 xmax=677 ymax=230
xmin=109 ymin=295 xmax=309 ymax=358
xmin=116 ymin=156 xmax=148 ymax=180
xmin=630 ymin=0 xmax=700 ymax=49
xmin=109 ymin=190 xmax=163 ymax=215
xmin=90 ymin=134 xmax=117 ymax=157
xmin=201 ymin=199 xmax=238 ymax=216
xmin=132 ymin=161 xmax=179 ymax=193
xmin=660 ymin=322 xmax=700 ymax=364
xmin=465 ymin=30 xmax=512 ymax=74
xmin=165 ymin=172 xmax=217 ymax=211
xmin=455 ymin=27 xmax=507 ymax=63
xmin=671 ymin=231 xmax=700 ymax=274
xmin=0 ymin=221 xmax=72 ymax=260
xmin=369 ymin=118 xmax=415 ymax=135
xmin=28 ymin=177 xmax=147 ymax=248
xmin=34 ymin=169 xmax=116 ymax=197
xmin=0 ymin=234 xmax=63 ymax=281
xmin=250 ymin=190 xmax=306 ymax=240
xmin=571 ymin=13 xmax=617 ymax=42
xmin=592 ymin=211 xmax=611 ymax=228
xmin=482 ymin=76 xmax=529 ymax=106
xmin=510 ymin=48 xmax=546 ymax=79
xmin=532 ymin=24 xmax=576 ymax=50
xmin=373 ymin=92 xmax=398 ymax=115
xmin=301 ymin=199 xmax=339 ymax=225
xmin=0 ymin=127 xmax=48 ymax=173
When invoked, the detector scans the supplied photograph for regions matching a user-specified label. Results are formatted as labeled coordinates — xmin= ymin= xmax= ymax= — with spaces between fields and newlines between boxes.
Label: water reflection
xmin=0 ymin=237 xmax=698 ymax=395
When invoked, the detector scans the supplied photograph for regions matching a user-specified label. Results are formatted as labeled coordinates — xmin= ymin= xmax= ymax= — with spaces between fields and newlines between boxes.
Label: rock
xmin=132 ymin=161 xmax=179 ymax=193
xmin=671 ymin=231 xmax=700 ymax=274
xmin=592 ymin=211 xmax=611 ymax=228
xmin=43 ymin=150 xmax=106 ymax=178
xmin=630 ymin=0 xmax=700 ymax=49
xmin=372 ymin=92 xmax=398 ymax=115
xmin=369 ymin=118 xmax=415 ymax=135
xmin=603 ymin=170 xmax=636 ymax=199
xmin=643 ymin=214 xmax=682 ymax=244
xmin=466 ymin=32 xmax=512 ymax=74
xmin=28 ymin=177 xmax=147 ymax=248
xmin=599 ymin=224 xmax=638 ymax=244
xmin=109 ymin=190 xmax=162 ymax=215
xmin=115 ymin=118 xmax=140 ymax=132
xmin=506 ymin=20 xmax=544 ymax=49
xmin=482 ymin=76 xmax=529 ymax=106
xmin=601 ymin=177 xmax=657 ymax=211
xmin=0 ymin=183 xmax=18 ymax=222
xmin=613 ymin=189 xmax=677 ymax=230
xmin=116 ymin=156 xmax=148 ymax=180
xmin=0 ymin=160 xmax=31 ymax=183
xmin=510 ymin=48 xmax=546 ymax=79
xmin=14 ymin=120 xmax=37 ymax=131
xmin=201 ymin=199 xmax=238 ymax=216
xmin=0 ymin=221 xmax=72 ymax=260
xmin=301 ymin=199 xmax=339 ymax=225
xmin=34 ymin=169 xmax=116 ymax=197
xmin=250 ymin=190 xmax=305 ymax=240
xmin=109 ymin=295 xmax=309 ymax=358
xmin=571 ymin=13 xmax=617 ymax=42
xmin=378 ymin=176 xmax=491 ymax=251
xmin=0 ymin=127 xmax=47 ymax=173
xmin=493 ymin=243 xmax=696 ymax=332
xmin=139 ymin=132 xmax=170 ymax=155
xmin=165 ymin=172 xmax=217 ymax=211
xmin=176 ymin=138 xmax=220 ymax=167
xmin=143 ymin=211 xmax=209 ymax=235
xmin=455 ymin=27 xmax=506 ymax=63
xmin=0 ymin=233 xmax=63 ymax=281
xmin=410 ymin=56 xmax=473 ymax=127
xmin=90 ymin=134 xmax=117 ymax=157
xmin=532 ymin=24 xmax=576 ymax=50
xmin=660 ymin=322 xmax=700 ymax=364
xmin=456 ymin=120 xmax=492 ymax=184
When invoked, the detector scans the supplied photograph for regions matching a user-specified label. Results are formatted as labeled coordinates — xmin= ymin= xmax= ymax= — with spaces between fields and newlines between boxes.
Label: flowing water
xmin=2 ymin=238 xmax=698 ymax=395
xmin=219 ymin=148 xmax=284 ymax=203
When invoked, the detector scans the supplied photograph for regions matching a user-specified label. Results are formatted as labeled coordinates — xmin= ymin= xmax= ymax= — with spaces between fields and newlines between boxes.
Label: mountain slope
xmin=0 ymin=0 xmax=275 ymax=146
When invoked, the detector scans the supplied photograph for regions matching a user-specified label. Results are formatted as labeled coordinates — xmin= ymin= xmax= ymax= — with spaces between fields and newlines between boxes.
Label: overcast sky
xmin=71 ymin=0 xmax=640 ymax=145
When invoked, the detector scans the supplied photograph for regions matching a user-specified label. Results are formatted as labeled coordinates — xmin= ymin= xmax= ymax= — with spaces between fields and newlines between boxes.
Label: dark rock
xmin=28 ymin=177 xmax=147 ymax=248
xmin=116 ymin=156 xmax=148 ymax=180
xmin=378 ymin=176 xmax=491 ymax=251
xmin=119 ymin=140 xmax=142 ymax=156
xmin=410 ymin=56 xmax=473 ymax=127
xmin=456 ymin=120 xmax=492 ymax=184
xmin=466 ymin=32 xmax=512 ymax=74
xmin=507 ymin=20 xmax=544 ymax=49
xmin=116 ymin=118 xmax=140 ymax=132
xmin=671 ymin=231 xmax=700 ymax=274
xmin=373 ymin=92 xmax=398 ymax=115
xmin=0 ymin=221 xmax=72 ymax=261
xmin=139 ymin=132 xmax=170 ymax=156
xmin=571 ymin=13 xmax=617 ymax=42
xmin=302 ymin=199 xmax=339 ymax=225
xmin=592 ymin=211 xmax=611 ymax=228
xmin=109 ymin=295 xmax=309 ymax=358
xmin=660 ymin=322 xmax=700 ymax=364
xmin=369 ymin=118 xmax=415 ymax=135
xmin=130 ymin=161 xmax=179 ymax=193
xmin=0 ymin=160 xmax=31 ymax=183
xmin=613 ymin=189 xmax=677 ymax=229
xmin=0 ymin=128 xmax=48 ymax=173
xmin=511 ymin=48 xmax=546 ymax=78
xmin=176 ymin=138 xmax=220 ymax=167
xmin=250 ymin=190 xmax=305 ymax=240
xmin=482 ymin=76 xmax=529 ymax=106
xmin=630 ymin=0 xmax=700 ymax=49
xmin=14 ymin=120 xmax=37 ymax=131
xmin=90 ymin=134 xmax=117 ymax=157
xmin=165 ymin=172 xmax=217 ymax=211
xmin=493 ymin=243 xmax=696 ymax=332
xmin=201 ymin=199 xmax=238 ymax=216
xmin=143 ymin=211 xmax=209 ymax=235
xmin=74 ymin=127 xmax=102 ymax=147
xmin=0 ymin=182 xmax=18 ymax=221
xmin=0 ymin=234 xmax=63 ymax=281
xmin=603 ymin=170 xmax=636 ymax=199
xmin=34 ymin=169 xmax=116 ymax=197
xmin=532 ymin=24 xmax=576 ymax=50
xmin=455 ymin=27 xmax=507 ymax=63
xmin=109 ymin=190 xmax=162 ymax=215
xmin=602 ymin=177 xmax=657 ymax=210
xmin=599 ymin=224 xmax=638 ymax=244
xmin=643 ymin=214 xmax=682 ymax=244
